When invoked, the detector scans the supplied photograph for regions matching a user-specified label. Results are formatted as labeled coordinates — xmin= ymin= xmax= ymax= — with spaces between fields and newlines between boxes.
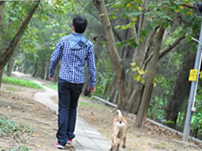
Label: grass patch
xmin=0 ymin=116 xmax=34 ymax=141
xmin=79 ymin=98 xmax=111 ymax=111
xmin=9 ymin=145 xmax=29 ymax=151
xmin=4 ymin=86 xmax=21 ymax=92
xmin=2 ymin=75 xmax=43 ymax=89
xmin=46 ymin=84 xmax=58 ymax=90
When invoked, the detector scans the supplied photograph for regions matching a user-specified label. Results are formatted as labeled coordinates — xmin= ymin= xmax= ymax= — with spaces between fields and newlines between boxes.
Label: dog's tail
xmin=117 ymin=109 xmax=122 ymax=124
xmin=112 ymin=109 xmax=123 ymax=124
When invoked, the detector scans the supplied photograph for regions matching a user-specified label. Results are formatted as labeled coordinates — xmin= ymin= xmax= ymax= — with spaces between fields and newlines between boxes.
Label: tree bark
xmin=32 ymin=61 xmax=38 ymax=78
xmin=6 ymin=53 xmax=16 ymax=76
xmin=135 ymin=26 xmax=165 ymax=128
xmin=109 ymin=75 xmax=117 ymax=103
xmin=0 ymin=0 xmax=41 ymax=70
xmin=0 ymin=67 xmax=4 ymax=92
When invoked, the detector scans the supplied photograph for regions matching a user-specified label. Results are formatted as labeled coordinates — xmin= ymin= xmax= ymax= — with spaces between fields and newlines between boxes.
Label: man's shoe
xmin=67 ymin=139 xmax=73 ymax=144
xmin=55 ymin=142 xmax=64 ymax=149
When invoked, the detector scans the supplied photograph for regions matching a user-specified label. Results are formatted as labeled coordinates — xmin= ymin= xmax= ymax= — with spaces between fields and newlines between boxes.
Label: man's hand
xmin=49 ymin=77 xmax=53 ymax=81
xmin=87 ymin=86 xmax=95 ymax=93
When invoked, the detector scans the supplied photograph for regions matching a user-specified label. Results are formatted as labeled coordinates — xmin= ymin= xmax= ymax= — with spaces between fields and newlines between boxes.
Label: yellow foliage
xmin=186 ymin=11 xmax=193 ymax=16
xmin=130 ymin=62 xmax=136 ymax=68
xmin=136 ymin=76 xmax=141 ymax=82
xmin=174 ymin=9 xmax=180 ymax=13
xmin=179 ymin=6 xmax=184 ymax=10
xmin=138 ymin=70 xmax=145 ymax=75
xmin=127 ymin=3 xmax=131 ymax=8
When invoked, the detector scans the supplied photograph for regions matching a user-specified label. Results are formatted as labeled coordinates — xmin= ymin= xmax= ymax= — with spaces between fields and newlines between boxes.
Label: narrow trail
xmin=33 ymin=80 xmax=58 ymax=114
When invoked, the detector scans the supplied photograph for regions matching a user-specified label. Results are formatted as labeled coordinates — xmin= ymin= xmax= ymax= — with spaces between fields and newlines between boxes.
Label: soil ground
xmin=0 ymin=74 xmax=202 ymax=151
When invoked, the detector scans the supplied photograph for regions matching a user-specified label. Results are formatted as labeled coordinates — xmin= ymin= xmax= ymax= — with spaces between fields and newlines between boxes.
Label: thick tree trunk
xmin=165 ymin=52 xmax=195 ymax=128
xmin=40 ymin=60 xmax=46 ymax=79
xmin=32 ymin=61 xmax=38 ymax=78
xmin=135 ymin=26 xmax=165 ymax=128
xmin=93 ymin=0 xmax=125 ymax=106
xmin=6 ymin=55 xmax=15 ymax=76
xmin=0 ymin=0 xmax=40 ymax=70
xmin=109 ymin=75 xmax=117 ymax=103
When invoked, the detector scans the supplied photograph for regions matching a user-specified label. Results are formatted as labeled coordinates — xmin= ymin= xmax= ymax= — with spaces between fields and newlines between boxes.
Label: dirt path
xmin=33 ymin=81 xmax=58 ymax=114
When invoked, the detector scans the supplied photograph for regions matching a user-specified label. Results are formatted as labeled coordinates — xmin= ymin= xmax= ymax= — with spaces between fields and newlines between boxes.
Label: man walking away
xmin=49 ymin=15 xmax=96 ymax=149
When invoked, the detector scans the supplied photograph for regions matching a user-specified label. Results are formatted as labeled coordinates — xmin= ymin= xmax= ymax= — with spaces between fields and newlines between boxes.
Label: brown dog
xmin=110 ymin=109 xmax=128 ymax=151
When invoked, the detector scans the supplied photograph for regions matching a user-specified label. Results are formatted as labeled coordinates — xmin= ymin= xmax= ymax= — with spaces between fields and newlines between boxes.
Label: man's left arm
xmin=49 ymin=39 xmax=63 ymax=80
xmin=87 ymin=44 xmax=96 ymax=92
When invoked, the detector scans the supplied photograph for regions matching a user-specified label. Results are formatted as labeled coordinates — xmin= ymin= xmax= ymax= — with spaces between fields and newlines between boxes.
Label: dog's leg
xmin=122 ymin=136 xmax=126 ymax=148
xmin=110 ymin=137 xmax=114 ymax=151
xmin=116 ymin=139 xmax=120 ymax=151
xmin=110 ymin=134 xmax=117 ymax=151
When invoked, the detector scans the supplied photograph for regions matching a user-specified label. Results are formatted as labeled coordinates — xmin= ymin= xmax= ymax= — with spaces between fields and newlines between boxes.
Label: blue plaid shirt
xmin=49 ymin=33 xmax=96 ymax=87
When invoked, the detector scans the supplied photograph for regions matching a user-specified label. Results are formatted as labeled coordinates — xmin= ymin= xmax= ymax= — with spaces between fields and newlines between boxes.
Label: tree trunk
xmin=135 ymin=26 xmax=165 ymax=128
xmin=32 ymin=61 xmax=38 ymax=78
xmin=6 ymin=55 xmax=15 ymax=76
xmin=40 ymin=60 xmax=46 ymax=79
xmin=165 ymin=52 xmax=195 ymax=128
xmin=0 ymin=0 xmax=41 ymax=70
xmin=45 ymin=61 xmax=50 ymax=80
xmin=109 ymin=75 xmax=117 ymax=103
xmin=0 ymin=67 xmax=4 ymax=92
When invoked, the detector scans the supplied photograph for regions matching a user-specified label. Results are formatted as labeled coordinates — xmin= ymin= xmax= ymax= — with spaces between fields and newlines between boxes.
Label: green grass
xmin=4 ymin=86 xmax=21 ymax=92
xmin=46 ymin=84 xmax=58 ymax=90
xmin=79 ymin=98 xmax=111 ymax=111
xmin=9 ymin=145 xmax=29 ymax=151
xmin=2 ymin=75 xmax=43 ymax=89
xmin=0 ymin=116 xmax=34 ymax=142
xmin=0 ymin=116 xmax=34 ymax=135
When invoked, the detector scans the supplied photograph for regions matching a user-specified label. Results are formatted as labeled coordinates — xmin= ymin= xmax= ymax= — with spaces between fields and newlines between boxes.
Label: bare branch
xmin=144 ymin=33 xmax=185 ymax=66
xmin=137 ymin=0 xmax=146 ymax=39
xmin=129 ymin=17 xmax=138 ymax=44
xmin=144 ymin=26 xmax=159 ymax=53
xmin=159 ymin=33 xmax=185 ymax=59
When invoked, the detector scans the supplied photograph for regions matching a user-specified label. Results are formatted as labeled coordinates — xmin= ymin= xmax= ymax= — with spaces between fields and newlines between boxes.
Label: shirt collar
xmin=72 ymin=32 xmax=83 ymax=36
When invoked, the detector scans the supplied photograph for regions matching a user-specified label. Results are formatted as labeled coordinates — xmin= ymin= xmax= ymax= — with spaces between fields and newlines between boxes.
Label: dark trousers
xmin=57 ymin=78 xmax=83 ymax=146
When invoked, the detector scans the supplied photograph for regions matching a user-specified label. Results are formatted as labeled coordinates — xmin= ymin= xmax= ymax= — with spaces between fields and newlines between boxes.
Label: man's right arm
xmin=49 ymin=39 xmax=63 ymax=80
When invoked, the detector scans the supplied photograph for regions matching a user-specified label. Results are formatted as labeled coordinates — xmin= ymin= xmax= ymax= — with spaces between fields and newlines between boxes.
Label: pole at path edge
xmin=182 ymin=19 xmax=202 ymax=142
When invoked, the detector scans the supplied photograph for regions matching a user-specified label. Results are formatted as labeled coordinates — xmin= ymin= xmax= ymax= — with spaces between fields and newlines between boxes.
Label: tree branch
xmin=137 ymin=0 xmax=146 ymax=39
xmin=159 ymin=33 xmax=185 ymax=59
xmin=129 ymin=17 xmax=138 ymax=44
xmin=144 ymin=33 xmax=185 ymax=66
xmin=0 ymin=1 xmax=6 ymax=18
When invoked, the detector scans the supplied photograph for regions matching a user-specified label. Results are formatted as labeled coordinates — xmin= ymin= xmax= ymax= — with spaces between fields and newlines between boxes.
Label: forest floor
xmin=0 ymin=73 xmax=202 ymax=151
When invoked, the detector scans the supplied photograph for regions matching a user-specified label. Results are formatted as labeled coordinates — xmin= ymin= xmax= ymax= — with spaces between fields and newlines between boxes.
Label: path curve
xmin=33 ymin=80 xmax=58 ymax=114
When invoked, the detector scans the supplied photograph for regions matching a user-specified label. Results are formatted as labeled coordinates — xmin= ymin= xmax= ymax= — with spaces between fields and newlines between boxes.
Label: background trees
xmin=2 ymin=0 xmax=202 ymax=139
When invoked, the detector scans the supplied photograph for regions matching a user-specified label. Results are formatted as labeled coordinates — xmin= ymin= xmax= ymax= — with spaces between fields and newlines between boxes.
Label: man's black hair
xmin=73 ymin=15 xmax=87 ymax=34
